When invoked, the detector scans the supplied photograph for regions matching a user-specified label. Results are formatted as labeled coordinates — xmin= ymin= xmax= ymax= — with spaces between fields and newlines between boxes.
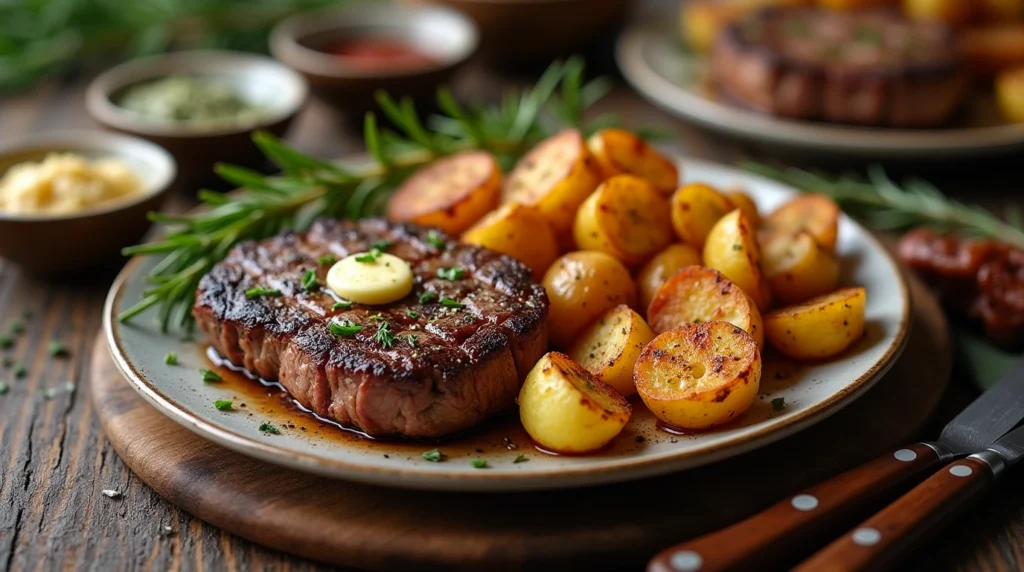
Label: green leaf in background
xmin=956 ymin=329 xmax=1022 ymax=391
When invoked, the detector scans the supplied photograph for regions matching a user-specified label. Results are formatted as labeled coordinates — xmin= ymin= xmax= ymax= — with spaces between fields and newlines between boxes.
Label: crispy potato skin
xmin=996 ymin=67 xmax=1024 ymax=123
xmin=573 ymin=175 xmax=674 ymax=267
xmin=634 ymin=321 xmax=762 ymax=430
xmin=703 ymin=209 xmax=772 ymax=311
xmin=503 ymin=129 xmax=603 ymax=247
xmin=387 ymin=151 xmax=501 ymax=235
xmin=960 ymin=24 xmax=1024 ymax=78
xmin=636 ymin=243 xmax=703 ymax=311
xmin=566 ymin=305 xmax=655 ymax=397
xmin=762 ymin=231 xmax=841 ymax=305
xmin=647 ymin=265 xmax=764 ymax=348
xmin=462 ymin=202 xmax=560 ymax=282
xmin=671 ymin=183 xmax=736 ymax=248
xmin=541 ymin=251 xmax=638 ymax=348
xmin=902 ymin=0 xmax=974 ymax=25
xmin=725 ymin=190 xmax=760 ymax=227
xmin=587 ymin=129 xmax=680 ymax=195
xmin=765 ymin=287 xmax=867 ymax=360
xmin=518 ymin=352 xmax=632 ymax=453
xmin=762 ymin=193 xmax=841 ymax=253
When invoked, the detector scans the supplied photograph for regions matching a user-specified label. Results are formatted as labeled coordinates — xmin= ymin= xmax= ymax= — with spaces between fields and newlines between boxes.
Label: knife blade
xmin=938 ymin=359 xmax=1024 ymax=454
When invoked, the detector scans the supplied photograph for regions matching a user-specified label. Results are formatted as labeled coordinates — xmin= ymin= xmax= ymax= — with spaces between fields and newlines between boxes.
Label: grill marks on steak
xmin=193 ymin=218 xmax=549 ymax=439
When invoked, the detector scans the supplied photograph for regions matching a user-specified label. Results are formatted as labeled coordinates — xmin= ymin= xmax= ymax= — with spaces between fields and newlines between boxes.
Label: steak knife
xmin=794 ymin=421 xmax=1024 ymax=571
xmin=647 ymin=360 xmax=1024 ymax=572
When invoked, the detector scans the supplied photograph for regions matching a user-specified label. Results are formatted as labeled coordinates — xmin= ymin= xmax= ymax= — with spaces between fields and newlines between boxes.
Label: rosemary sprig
xmin=744 ymin=163 xmax=1024 ymax=250
xmin=120 ymin=59 xmax=611 ymax=332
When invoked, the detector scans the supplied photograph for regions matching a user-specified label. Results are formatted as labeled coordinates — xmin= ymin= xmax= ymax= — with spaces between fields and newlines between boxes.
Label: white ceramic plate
xmin=616 ymin=11 xmax=1024 ymax=159
xmin=104 ymin=157 xmax=910 ymax=492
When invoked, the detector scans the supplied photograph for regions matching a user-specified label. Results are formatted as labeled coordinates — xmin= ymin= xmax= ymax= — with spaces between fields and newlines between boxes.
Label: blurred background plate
xmin=616 ymin=8 xmax=1024 ymax=160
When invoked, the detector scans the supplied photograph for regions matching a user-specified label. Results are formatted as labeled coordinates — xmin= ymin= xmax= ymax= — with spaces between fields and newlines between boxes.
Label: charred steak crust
xmin=711 ymin=8 xmax=969 ymax=127
xmin=193 ymin=218 xmax=549 ymax=439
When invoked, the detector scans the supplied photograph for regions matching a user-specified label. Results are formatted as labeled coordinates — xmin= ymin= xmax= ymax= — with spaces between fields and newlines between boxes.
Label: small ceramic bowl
xmin=270 ymin=2 xmax=478 ymax=123
xmin=0 ymin=131 xmax=176 ymax=275
xmin=86 ymin=50 xmax=308 ymax=187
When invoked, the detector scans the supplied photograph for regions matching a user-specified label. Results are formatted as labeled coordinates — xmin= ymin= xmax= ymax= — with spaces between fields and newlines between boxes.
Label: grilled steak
xmin=711 ymin=8 xmax=969 ymax=127
xmin=193 ymin=218 xmax=549 ymax=439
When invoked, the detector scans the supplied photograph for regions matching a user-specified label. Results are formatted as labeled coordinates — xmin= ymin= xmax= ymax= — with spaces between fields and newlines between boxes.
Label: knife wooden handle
xmin=647 ymin=443 xmax=944 ymax=572
xmin=793 ymin=453 xmax=1001 ymax=572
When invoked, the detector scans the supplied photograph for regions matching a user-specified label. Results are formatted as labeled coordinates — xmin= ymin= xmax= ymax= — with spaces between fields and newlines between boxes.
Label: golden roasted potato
xmin=542 ymin=251 xmax=638 ymax=348
xmin=566 ymin=304 xmax=655 ymax=397
xmin=587 ymin=129 xmax=680 ymax=195
xmin=503 ymin=129 xmax=603 ymax=245
xmin=979 ymin=0 xmax=1024 ymax=20
xmin=902 ymin=0 xmax=974 ymax=26
xmin=997 ymin=67 xmax=1024 ymax=123
xmin=703 ymin=210 xmax=772 ymax=311
xmin=636 ymin=243 xmax=703 ymax=311
xmin=518 ymin=352 xmax=631 ymax=454
xmin=573 ymin=175 xmax=674 ymax=267
xmin=960 ymin=24 xmax=1024 ymax=78
xmin=671 ymin=183 xmax=735 ymax=248
xmin=762 ymin=193 xmax=841 ymax=253
xmin=761 ymin=232 xmax=841 ymax=305
xmin=646 ymin=265 xmax=764 ymax=348
xmin=634 ymin=321 xmax=762 ymax=430
xmin=764 ymin=287 xmax=867 ymax=360
xmin=725 ymin=190 xmax=761 ymax=228
xmin=818 ymin=0 xmax=893 ymax=9
xmin=388 ymin=150 xmax=501 ymax=235
xmin=462 ymin=202 xmax=559 ymax=281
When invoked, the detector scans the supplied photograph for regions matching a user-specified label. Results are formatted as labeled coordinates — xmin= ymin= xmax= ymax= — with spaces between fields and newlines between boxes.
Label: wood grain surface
xmin=2 ymin=61 xmax=1024 ymax=571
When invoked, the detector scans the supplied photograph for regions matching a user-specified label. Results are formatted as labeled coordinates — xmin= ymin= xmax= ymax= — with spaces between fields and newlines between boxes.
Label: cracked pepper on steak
xmin=192 ymin=218 xmax=549 ymax=439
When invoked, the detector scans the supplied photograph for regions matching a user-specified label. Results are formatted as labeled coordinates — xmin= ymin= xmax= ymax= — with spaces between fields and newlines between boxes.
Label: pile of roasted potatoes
xmin=388 ymin=128 xmax=867 ymax=454
xmin=681 ymin=0 xmax=1024 ymax=124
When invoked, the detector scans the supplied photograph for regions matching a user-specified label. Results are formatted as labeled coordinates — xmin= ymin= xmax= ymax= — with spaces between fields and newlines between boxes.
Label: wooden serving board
xmin=90 ymin=274 xmax=951 ymax=571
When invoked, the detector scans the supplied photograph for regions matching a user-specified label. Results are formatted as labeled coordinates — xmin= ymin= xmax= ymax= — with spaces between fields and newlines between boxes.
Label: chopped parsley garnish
xmin=732 ymin=244 xmax=743 ymax=251
xmin=0 ymin=381 xmax=8 ymax=395
xmin=245 ymin=286 xmax=282 ymax=299
xmin=407 ymin=334 xmax=418 ymax=347
xmin=0 ymin=336 xmax=13 ymax=349
xmin=440 ymin=296 xmax=464 ymax=309
xmin=332 ymin=300 xmax=353 ymax=310
xmin=300 ymin=269 xmax=319 ymax=291
xmin=318 ymin=254 xmax=337 ymax=266
xmin=370 ymin=239 xmax=392 ymax=251
xmin=2 ymin=357 xmax=11 ymax=367
xmin=419 ymin=291 xmax=438 ymax=304
xmin=259 ymin=422 xmax=280 ymax=435
xmin=513 ymin=454 xmax=529 ymax=463
xmin=9 ymin=318 xmax=25 ymax=335
xmin=48 ymin=341 xmax=68 ymax=358
xmin=369 ymin=313 xmax=385 ymax=322
xmin=422 ymin=448 xmax=445 ymax=462
xmin=200 ymin=369 xmax=222 ymax=382
xmin=771 ymin=397 xmax=786 ymax=411
xmin=406 ymin=310 xmax=419 ymax=319
xmin=354 ymin=248 xmax=382 ymax=263
xmin=329 ymin=320 xmax=363 ymax=337
xmin=437 ymin=267 xmax=465 ymax=281
xmin=373 ymin=321 xmax=395 ymax=348
xmin=164 ymin=352 xmax=178 ymax=366
xmin=13 ymin=365 xmax=26 ymax=378
xmin=425 ymin=230 xmax=446 ymax=250
xmin=471 ymin=458 xmax=489 ymax=469
xmin=214 ymin=400 xmax=233 ymax=411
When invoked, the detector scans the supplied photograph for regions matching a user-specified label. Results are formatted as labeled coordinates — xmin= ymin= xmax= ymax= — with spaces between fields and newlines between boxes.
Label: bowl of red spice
xmin=270 ymin=1 xmax=479 ymax=124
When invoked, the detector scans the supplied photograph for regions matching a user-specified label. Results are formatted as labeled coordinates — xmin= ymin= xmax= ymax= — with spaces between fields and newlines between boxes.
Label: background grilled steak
xmin=711 ymin=8 xmax=969 ymax=127
xmin=193 ymin=218 xmax=549 ymax=439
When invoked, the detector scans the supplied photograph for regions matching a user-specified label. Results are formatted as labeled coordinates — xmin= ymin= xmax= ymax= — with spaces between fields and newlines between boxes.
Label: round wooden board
xmin=90 ymin=274 xmax=951 ymax=571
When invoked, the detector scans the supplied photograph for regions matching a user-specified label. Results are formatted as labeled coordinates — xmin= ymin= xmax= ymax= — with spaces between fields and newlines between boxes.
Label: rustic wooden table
xmin=1 ymin=64 xmax=1022 ymax=571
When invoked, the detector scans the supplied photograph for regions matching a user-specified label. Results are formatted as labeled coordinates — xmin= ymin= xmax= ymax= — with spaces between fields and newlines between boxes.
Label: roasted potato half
xmin=388 ymin=151 xmax=501 ymax=235
xmin=636 ymin=243 xmax=703 ymax=311
xmin=671 ymin=183 xmax=736 ymax=248
xmin=902 ymin=0 xmax=974 ymax=26
xmin=960 ymin=24 xmax=1024 ymax=78
xmin=542 ymin=251 xmax=638 ymax=348
xmin=587 ymin=129 xmax=680 ymax=195
xmin=997 ymin=67 xmax=1024 ymax=123
xmin=519 ymin=352 xmax=632 ymax=454
xmin=634 ymin=321 xmax=762 ymax=430
xmin=647 ymin=265 xmax=764 ymax=347
xmin=566 ymin=304 xmax=655 ymax=397
xmin=574 ymin=175 xmax=675 ymax=267
xmin=703 ymin=210 xmax=772 ymax=311
xmin=762 ymin=193 xmax=841 ymax=253
xmin=762 ymin=231 xmax=841 ymax=305
xmin=462 ymin=202 xmax=559 ymax=281
xmin=764 ymin=287 xmax=867 ymax=360
xmin=725 ymin=190 xmax=761 ymax=227
xmin=503 ymin=129 xmax=603 ymax=244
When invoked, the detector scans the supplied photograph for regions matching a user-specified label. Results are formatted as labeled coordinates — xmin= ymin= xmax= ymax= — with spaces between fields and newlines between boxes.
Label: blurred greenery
xmin=0 ymin=0 xmax=343 ymax=90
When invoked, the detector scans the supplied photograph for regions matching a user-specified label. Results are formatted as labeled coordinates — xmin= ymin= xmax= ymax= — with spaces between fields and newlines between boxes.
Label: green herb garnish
xmin=419 ymin=291 xmax=438 ymax=304
xmin=48 ymin=341 xmax=68 ymax=358
xmin=771 ymin=397 xmax=786 ymax=411
xmin=406 ymin=310 xmax=419 ymax=319
xmin=13 ymin=365 xmax=26 ymax=378
xmin=354 ymin=249 xmax=382 ymax=263
xmin=332 ymin=300 xmax=353 ymax=310
xmin=259 ymin=422 xmax=280 ymax=434
xmin=471 ymin=459 xmax=489 ymax=469
xmin=370 ymin=239 xmax=392 ymax=251
xmin=373 ymin=321 xmax=395 ymax=348
xmin=513 ymin=454 xmax=529 ymax=463
xmin=425 ymin=230 xmax=446 ymax=251
xmin=0 ymin=381 xmax=8 ymax=395
xmin=164 ymin=352 xmax=178 ymax=366
xmin=329 ymin=320 xmax=363 ymax=338
xmin=440 ymin=296 xmax=464 ymax=309
xmin=214 ymin=399 xmax=233 ymax=411
xmin=9 ymin=318 xmax=25 ymax=335
xmin=0 ymin=336 xmax=13 ymax=349
xmin=245 ymin=286 xmax=282 ymax=299
xmin=300 ymin=269 xmax=319 ymax=291
xmin=2 ymin=357 xmax=12 ymax=368
xmin=318 ymin=254 xmax=337 ymax=266
xmin=437 ymin=267 xmax=465 ymax=281
xmin=407 ymin=334 xmax=418 ymax=347
xmin=200 ymin=369 xmax=222 ymax=382
xmin=422 ymin=449 xmax=445 ymax=462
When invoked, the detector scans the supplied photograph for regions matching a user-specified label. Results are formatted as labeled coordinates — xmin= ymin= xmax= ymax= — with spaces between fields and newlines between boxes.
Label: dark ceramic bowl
xmin=0 ymin=131 xmax=176 ymax=275
xmin=270 ymin=2 xmax=478 ymax=123
xmin=86 ymin=51 xmax=308 ymax=189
